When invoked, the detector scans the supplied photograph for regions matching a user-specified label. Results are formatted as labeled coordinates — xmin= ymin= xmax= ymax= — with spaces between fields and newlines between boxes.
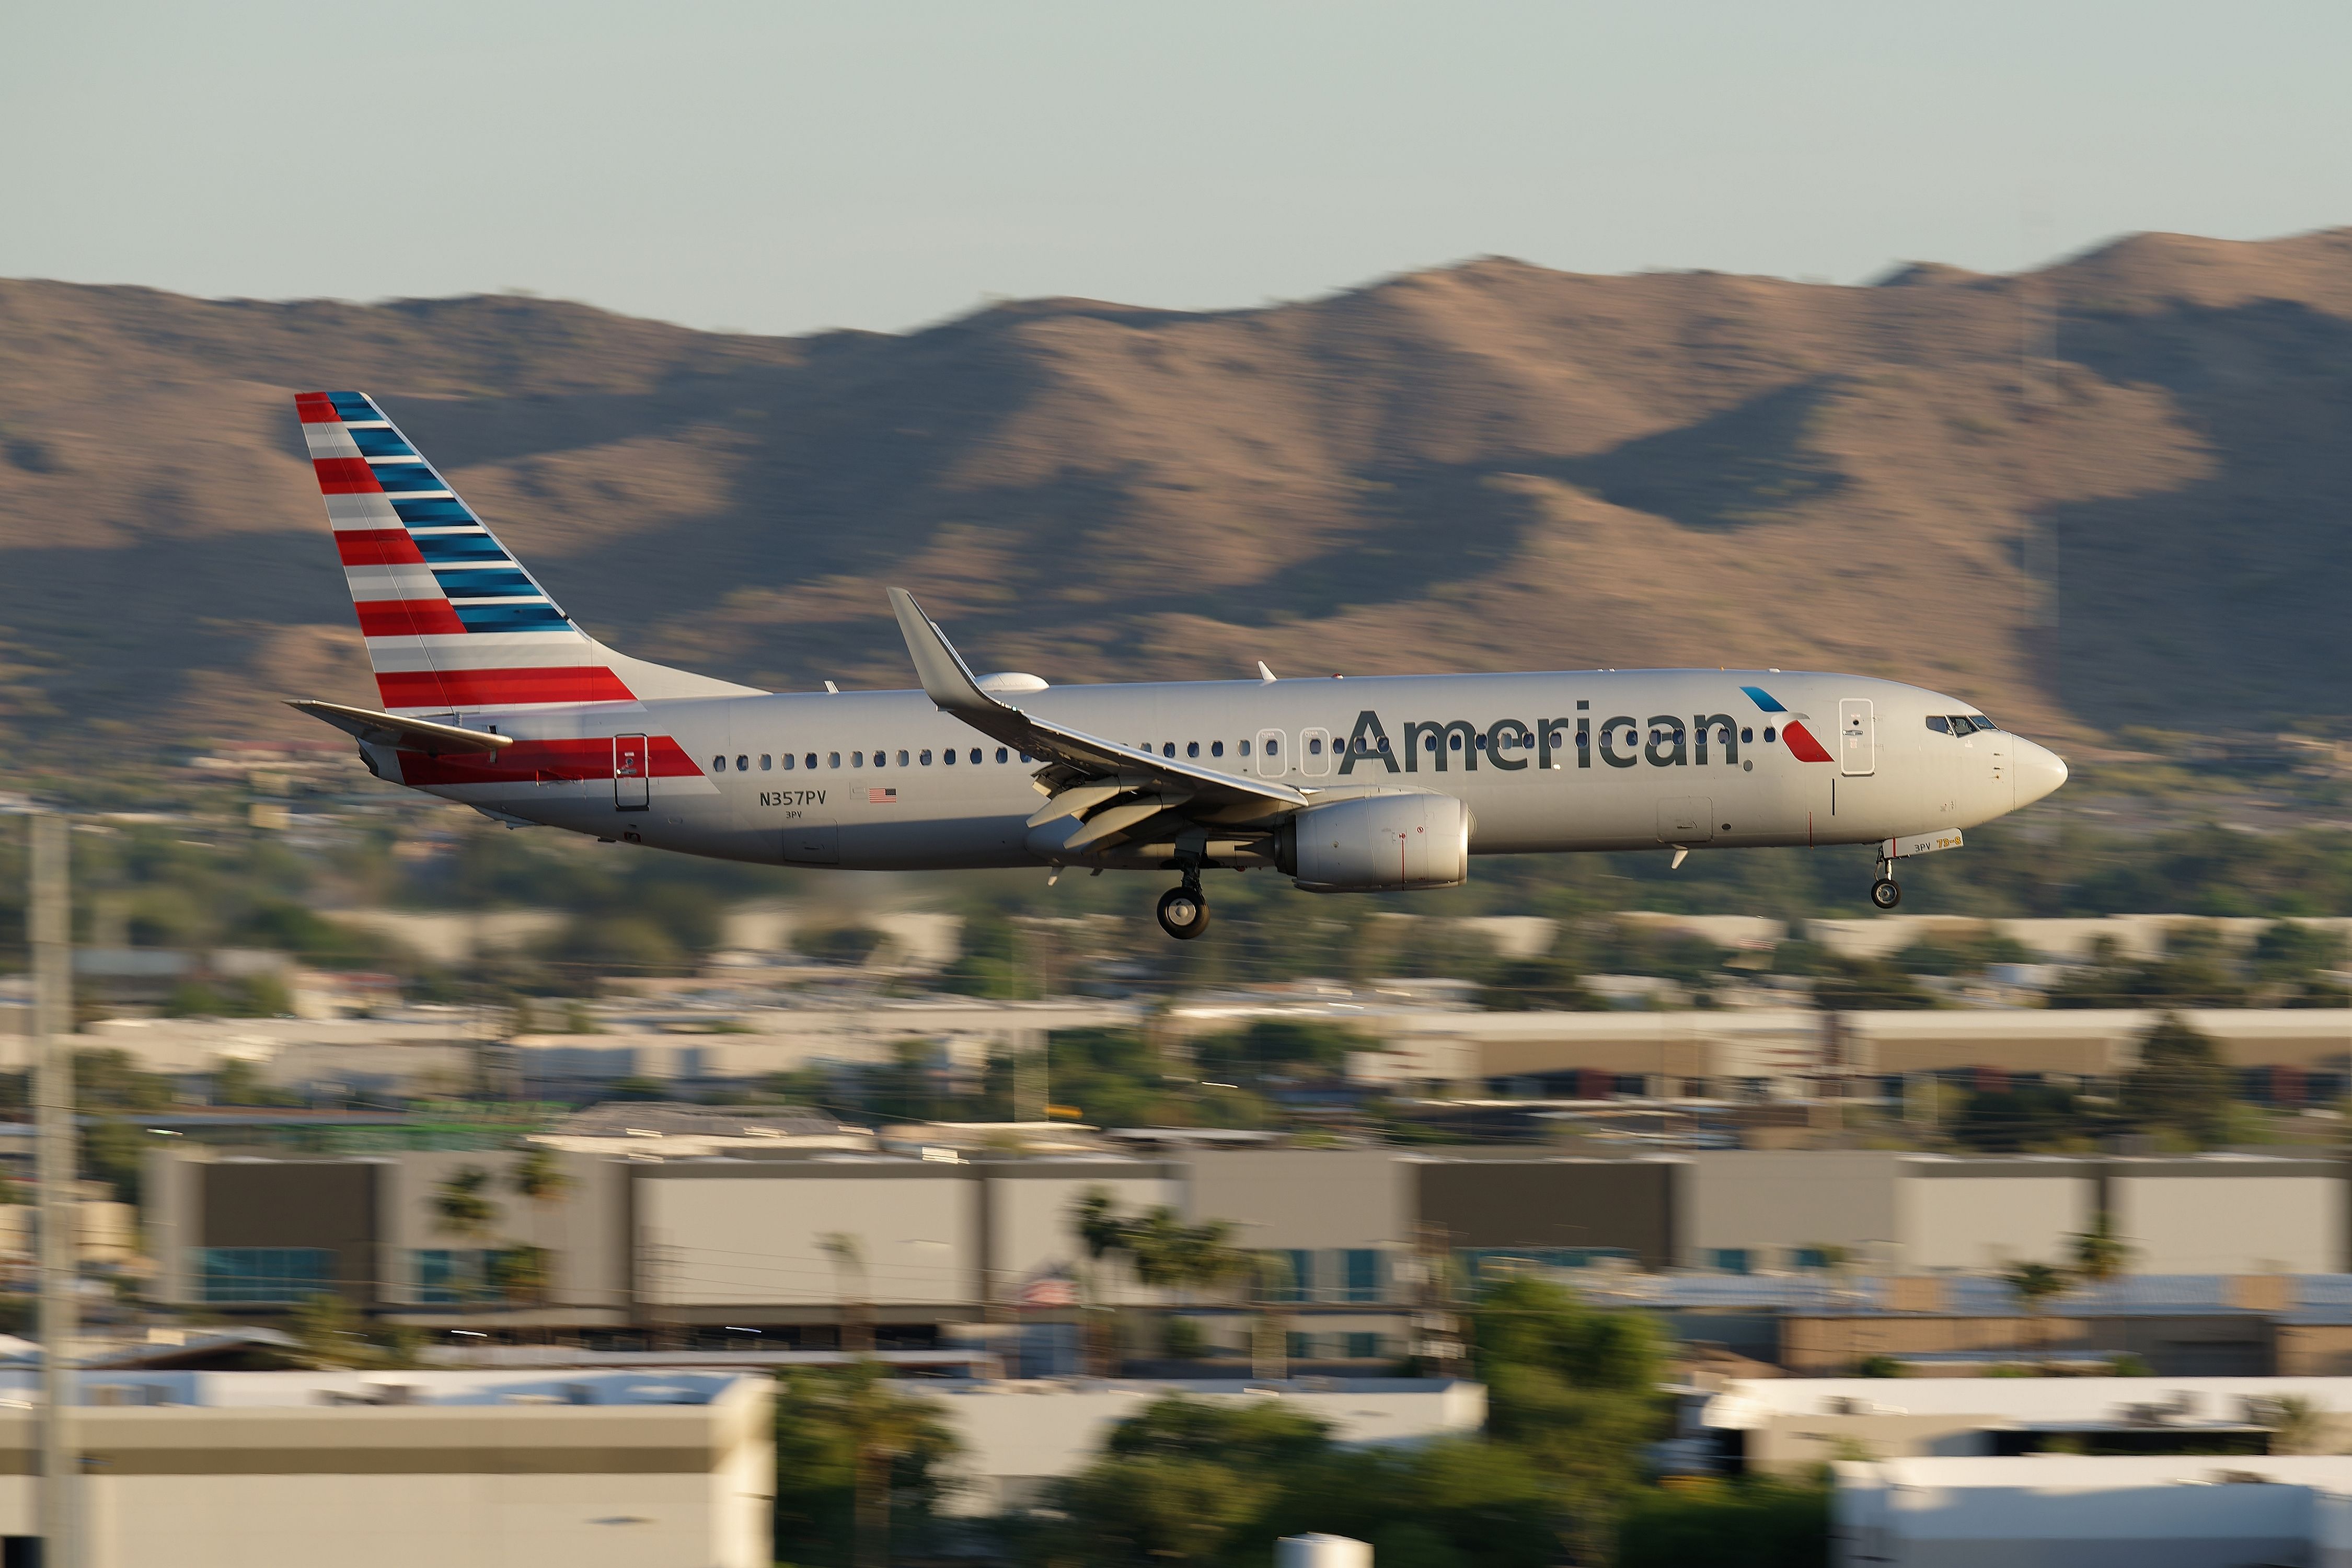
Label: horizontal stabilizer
xmin=286 ymin=699 xmax=513 ymax=754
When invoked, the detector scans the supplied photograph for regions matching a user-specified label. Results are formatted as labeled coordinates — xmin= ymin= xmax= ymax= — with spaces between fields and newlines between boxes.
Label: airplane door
xmin=1301 ymin=727 xmax=1332 ymax=778
xmin=613 ymin=734 xmax=650 ymax=810
xmin=1838 ymin=700 xmax=1876 ymax=777
xmin=1256 ymin=729 xmax=1287 ymax=778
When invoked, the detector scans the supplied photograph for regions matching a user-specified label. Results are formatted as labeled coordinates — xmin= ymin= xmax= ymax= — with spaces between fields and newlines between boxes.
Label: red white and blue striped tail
xmin=294 ymin=391 xmax=758 ymax=716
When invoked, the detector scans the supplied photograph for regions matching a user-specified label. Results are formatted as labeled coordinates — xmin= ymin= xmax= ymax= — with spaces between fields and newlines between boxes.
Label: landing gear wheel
xmin=1870 ymin=878 xmax=1902 ymax=910
xmin=1156 ymin=885 xmax=1210 ymax=941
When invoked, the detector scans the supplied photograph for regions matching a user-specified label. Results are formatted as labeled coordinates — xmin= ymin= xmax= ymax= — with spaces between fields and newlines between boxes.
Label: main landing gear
xmin=1156 ymin=876 xmax=1210 ymax=941
xmin=1870 ymin=858 xmax=1903 ymax=910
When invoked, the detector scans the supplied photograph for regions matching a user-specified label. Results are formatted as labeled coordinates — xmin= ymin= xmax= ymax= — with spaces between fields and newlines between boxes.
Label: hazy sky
xmin=5 ymin=3 xmax=2347 ymax=337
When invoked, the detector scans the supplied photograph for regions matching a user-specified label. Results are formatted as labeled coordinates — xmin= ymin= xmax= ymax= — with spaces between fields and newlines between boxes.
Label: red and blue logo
xmin=1740 ymin=685 xmax=1833 ymax=763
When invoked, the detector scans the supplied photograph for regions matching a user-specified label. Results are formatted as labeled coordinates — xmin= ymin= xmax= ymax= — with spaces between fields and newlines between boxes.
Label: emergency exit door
xmin=613 ymin=734 xmax=650 ymax=810
xmin=1838 ymin=700 xmax=1875 ymax=776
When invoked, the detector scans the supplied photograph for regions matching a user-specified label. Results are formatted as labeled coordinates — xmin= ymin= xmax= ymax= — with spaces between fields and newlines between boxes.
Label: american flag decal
xmin=869 ymin=787 xmax=898 ymax=804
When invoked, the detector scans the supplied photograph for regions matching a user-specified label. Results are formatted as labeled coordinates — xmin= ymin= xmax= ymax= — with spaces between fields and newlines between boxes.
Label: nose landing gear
xmin=1156 ymin=877 xmax=1210 ymax=941
xmin=1870 ymin=857 xmax=1902 ymax=909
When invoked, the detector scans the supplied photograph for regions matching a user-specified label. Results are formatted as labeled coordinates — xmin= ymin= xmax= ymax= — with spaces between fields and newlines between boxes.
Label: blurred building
xmin=1834 ymin=1453 xmax=2352 ymax=1568
xmin=0 ymin=1367 xmax=770 ymax=1567
xmin=1708 ymin=1375 xmax=2352 ymax=1477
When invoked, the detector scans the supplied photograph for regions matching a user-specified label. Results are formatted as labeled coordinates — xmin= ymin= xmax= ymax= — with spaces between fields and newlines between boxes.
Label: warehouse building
xmin=144 ymin=1144 xmax=2352 ymax=1371
xmin=1834 ymin=1453 xmax=2352 ymax=1568
xmin=0 ymin=1368 xmax=771 ymax=1568
xmin=1704 ymin=1375 xmax=2352 ymax=1476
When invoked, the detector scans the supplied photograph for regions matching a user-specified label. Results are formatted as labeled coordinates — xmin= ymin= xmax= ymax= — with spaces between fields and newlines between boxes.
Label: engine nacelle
xmin=1279 ymin=793 xmax=1471 ymax=892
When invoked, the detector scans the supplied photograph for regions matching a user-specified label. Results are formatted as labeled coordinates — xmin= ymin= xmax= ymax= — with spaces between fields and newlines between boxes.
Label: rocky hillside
xmin=4 ymin=227 xmax=2350 ymax=749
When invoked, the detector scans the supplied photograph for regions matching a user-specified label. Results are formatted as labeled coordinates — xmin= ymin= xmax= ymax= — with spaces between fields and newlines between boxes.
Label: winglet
xmin=1256 ymin=661 xmax=1278 ymax=684
xmin=890 ymin=589 xmax=1006 ymax=719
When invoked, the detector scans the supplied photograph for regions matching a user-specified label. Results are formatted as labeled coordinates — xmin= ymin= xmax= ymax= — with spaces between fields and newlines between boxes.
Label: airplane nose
xmin=2014 ymin=739 xmax=2068 ymax=806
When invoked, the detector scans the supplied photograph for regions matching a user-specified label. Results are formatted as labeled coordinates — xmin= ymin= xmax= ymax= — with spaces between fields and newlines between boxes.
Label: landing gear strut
xmin=1870 ymin=859 xmax=1902 ymax=910
xmin=1156 ymin=876 xmax=1210 ymax=941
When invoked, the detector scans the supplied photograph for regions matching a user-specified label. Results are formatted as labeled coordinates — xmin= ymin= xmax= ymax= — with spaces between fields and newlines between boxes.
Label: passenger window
xmin=1449 ymin=733 xmax=1462 ymax=751
xmin=827 ymin=752 xmax=839 ymax=768
xmin=997 ymin=748 xmax=1009 ymax=763
xmin=1212 ymin=741 xmax=1225 ymax=757
xmin=1187 ymin=741 xmax=1200 ymax=758
xmin=852 ymin=752 xmax=864 ymax=767
xmin=810 ymin=753 xmax=822 ymax=769
xmin=1926 ymin=716 xmax=1951 ymax=734
xmin=783 ymin=754 xmax=795 ymax=770
xmin=760 ymin=754 xmax=772 ymax=770
xmin=1740 ymin=728 xmax=1753 ymax=744
xmin=1019 ymin=751 xmax=1033 ymax=763
xmin=1266 ymin=738 xmax=1279 ymax=756
xmin=1763 ymin=727 xmax=1777 ymax=744
xmin=1162 ymin=742 xmax=1175 ymax=757
xmin=897 ymin=750 xmax=909 ymax=766
xmin=942 ymin=748 xmax=955 ymax=765
xmin=1239 ymin=740 xmax=1251 ymax=757
xmin=1308 ymin=736 xmax=1323 ymax=756
xmin=920 ymin=750 xmax=933 ymax=765
xmin=736 ymin=754 xmax=749 ymax=772
xmin=712 ymin=756 xmax=727 ymax=772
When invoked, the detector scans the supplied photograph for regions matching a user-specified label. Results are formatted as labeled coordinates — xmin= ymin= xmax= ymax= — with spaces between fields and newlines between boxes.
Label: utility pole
xmin=31 ymin=813 xmax=78 ymax=1568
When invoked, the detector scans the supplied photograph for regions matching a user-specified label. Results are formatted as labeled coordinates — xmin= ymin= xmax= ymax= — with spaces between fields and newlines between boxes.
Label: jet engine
xmin=1279 ymin=793 xmax=1470 ymax=892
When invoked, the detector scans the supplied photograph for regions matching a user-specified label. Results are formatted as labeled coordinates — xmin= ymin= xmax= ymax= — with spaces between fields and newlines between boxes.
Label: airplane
xmin=286 ymin=390 xmax=2068 ymax=941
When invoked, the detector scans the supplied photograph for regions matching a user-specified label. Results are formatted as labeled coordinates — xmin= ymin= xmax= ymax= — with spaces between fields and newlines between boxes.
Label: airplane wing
xmin=887 ymin=590 xmax=1309 ymax=842
xmin=286 ymin=699 xmax=514 ymax=755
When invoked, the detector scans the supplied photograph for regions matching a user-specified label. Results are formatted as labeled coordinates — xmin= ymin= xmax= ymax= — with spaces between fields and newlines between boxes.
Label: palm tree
xmin=2070 ymin=1213 xmax=2132 ymax=1285
xmin=511 ymin=1147 xmax=573 ymax=1313
xmin=2003 ymin=1261 xmax=2070 ymax=1366
xmin=1069 ymin=1191 xmax=1251 ymax=1371
xmin=821 ymin=1232 xmax=872 ymax=1355
xmin=830 ymin=1361 xmax=958 ymax=1568
xmin=432 ymin=1166 xmax=499 ymax=1304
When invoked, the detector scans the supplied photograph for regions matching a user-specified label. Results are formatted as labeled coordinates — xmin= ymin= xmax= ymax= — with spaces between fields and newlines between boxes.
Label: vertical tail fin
xmin=295 ymin=391 xmax=756 ymax=714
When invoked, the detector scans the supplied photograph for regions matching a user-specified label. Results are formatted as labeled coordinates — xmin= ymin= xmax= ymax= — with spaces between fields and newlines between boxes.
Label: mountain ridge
xmin=4 ymin=227 xmax=2351 ymax=748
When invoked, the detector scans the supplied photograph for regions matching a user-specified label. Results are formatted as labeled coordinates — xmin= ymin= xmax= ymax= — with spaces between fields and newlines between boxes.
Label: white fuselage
xmin=373 ymin=667 xmax=2066 ymax=875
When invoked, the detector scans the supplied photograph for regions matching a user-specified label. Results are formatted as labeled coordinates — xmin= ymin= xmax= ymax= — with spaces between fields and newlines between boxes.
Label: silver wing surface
xmin=888 ymin=588 xmax=1307 ymax=854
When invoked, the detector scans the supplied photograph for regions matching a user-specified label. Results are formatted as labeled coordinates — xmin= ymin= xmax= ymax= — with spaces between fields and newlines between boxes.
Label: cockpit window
xmin=1926 ymin=716 xmax=1951 ymax=734
xmin=1968 ymin=715 xmax=1998 ymax=731
xmin=1947 ymin=716 xmax=1978 ymax=736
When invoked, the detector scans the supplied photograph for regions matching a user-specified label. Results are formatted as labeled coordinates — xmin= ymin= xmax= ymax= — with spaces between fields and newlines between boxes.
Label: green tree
xmin=771 ymin=1363 xmax=960 ymax=1568
xmin=1480 ymin=954 xmax=1602 ymax=1011
xmin=487 ymin=1243 xmax=550 ymax=1306
xmin=212 ymin=1057 xmax=303 ymax=1108
xmin=432 ymin=1165 xmax=498 ymax=1300
xmin=1617 ymin=1474 xmax=1831 ymax=1568
xmin=2119 ymin=1013 xmax=2233 ymax=1145
xmin=793 ymin=924 xmax=887 ymax=967
xmin=1072 ymin=1190 xmax=1250 ymax=1365
xmin=2003 ymin=1261 xmax=2070 ymax=1364
xmin=80 ymin=1118 xmax=153 ymax=1204
xmin=1048 ymin=1398 xmax=1555 ymax=1568
xmin=1471 ymin=1275 xmax=1668 ymax=1560
xmin=74 ymin=1047 xmax=171 ymax=1112
xmin=2070 ymin=1213 xmax=2132 ymax=1284
xmin=937 ymin=913 xmax=1037 ymax=999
